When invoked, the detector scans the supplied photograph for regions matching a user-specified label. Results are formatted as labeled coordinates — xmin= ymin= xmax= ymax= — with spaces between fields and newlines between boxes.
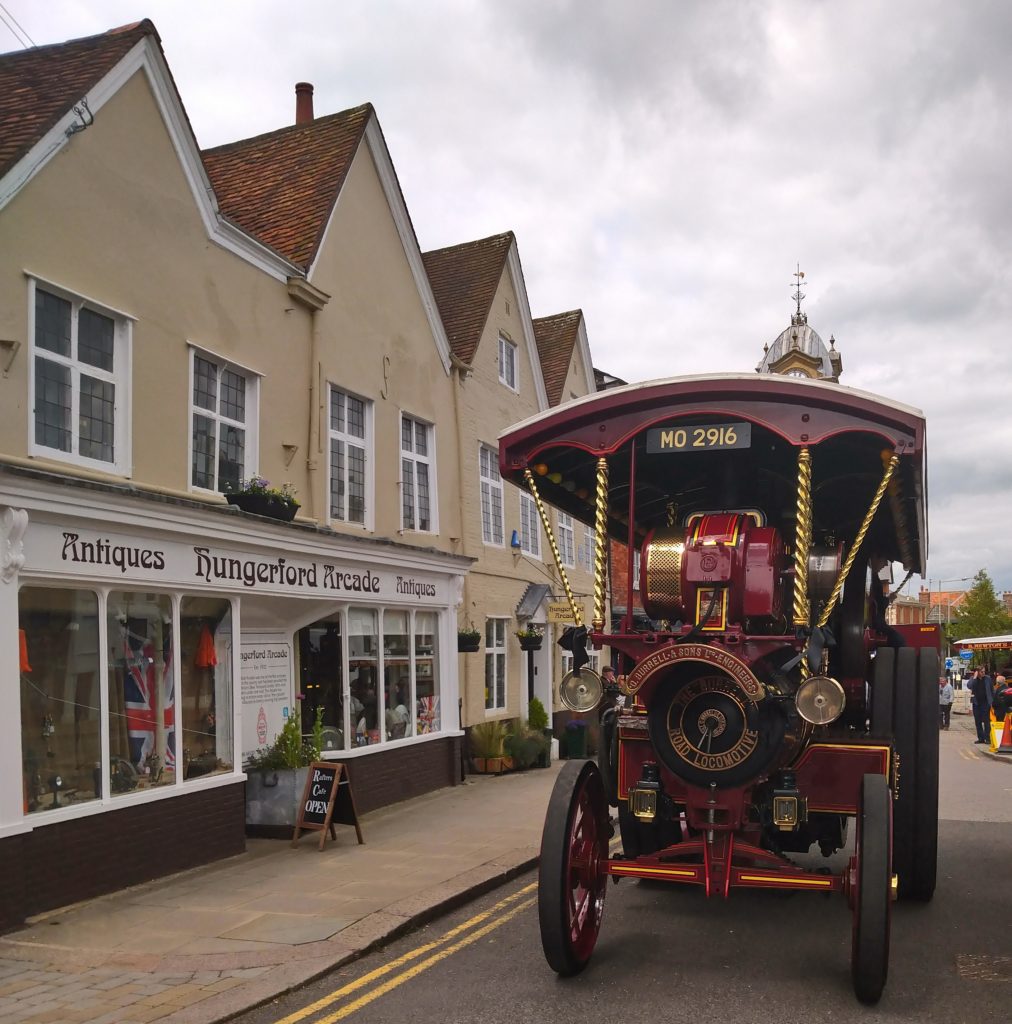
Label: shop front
xmin=0 ymin=471 xmax=469 ymax=932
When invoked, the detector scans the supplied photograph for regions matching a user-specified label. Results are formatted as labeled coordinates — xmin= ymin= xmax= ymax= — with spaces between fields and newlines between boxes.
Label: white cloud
xmin=7 ymin=0 xmax=1012 ymax=589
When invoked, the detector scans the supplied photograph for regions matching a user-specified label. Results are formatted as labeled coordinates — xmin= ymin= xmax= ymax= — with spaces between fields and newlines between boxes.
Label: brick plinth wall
xmin=0 ymin=782 xmax=245 ymax=934
xmin=335 ymin=735 xmax=462 ymax=815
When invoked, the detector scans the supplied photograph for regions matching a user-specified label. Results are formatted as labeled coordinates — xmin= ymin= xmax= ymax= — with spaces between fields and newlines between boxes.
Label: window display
xmin=19 ymin=587 xmax=101 ymax=813
xmin=107 ymin=592 xmax=175 ymax=793
xmin=383 ymin=610 xmax=410 ymax=740
xmin=415 ymin=611 xmax=440 ymax=733
xmin=297 ymin=617 xmax=345 ymax=752
xmin=295 ymin=606 xmax=443 ymax=750
xmin=180 ymin=597 xmax=234 ymax=778
xmin=349 ymin=607 xmax=379 ymax=745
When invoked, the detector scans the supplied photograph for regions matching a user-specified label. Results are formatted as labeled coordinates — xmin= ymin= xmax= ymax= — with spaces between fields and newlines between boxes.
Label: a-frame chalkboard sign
xmin=292 ymin=762 xmax=365 ymax=850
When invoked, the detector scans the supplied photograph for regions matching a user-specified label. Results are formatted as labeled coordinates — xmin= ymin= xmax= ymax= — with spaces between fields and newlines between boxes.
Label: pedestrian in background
xmin=968 ymin=667 xmax=993 ymax=744
xmin=939 ymin=676 xmax=954 ymax=730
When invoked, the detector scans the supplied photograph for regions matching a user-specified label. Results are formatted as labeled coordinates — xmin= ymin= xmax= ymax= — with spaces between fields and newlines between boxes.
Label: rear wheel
xmin=851 ymin=773 xmax=892 ymax=1005
xmin=891 ymin=648 xmax=939 ymax=901
xmin=538 ymin=761 xmax=609 ymax=975
xmin=870 ymin=648 xmax=894 ymax=737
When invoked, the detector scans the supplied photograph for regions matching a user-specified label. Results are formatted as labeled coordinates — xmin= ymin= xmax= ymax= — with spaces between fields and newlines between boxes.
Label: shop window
xmin=179 ymin=597 xmax=234 ymax=779
xmin=297 ymin=618 xmax=345 ymax=752
xmin=479 ymin=444 xmax=504 ymax=545
xmin=29 ymin=279 xmax=131 ymax=474
xmin=401 ymin=414 xmax=434 ymax=532
xmin=329 ymin=386 xmax=371 ymax=526
xmin=349 ymin=607 xmax=380 ymax=745
xmin=562 ymin=651 xmax=600 ymax=677
xmin=578 ymin=527 xmax=596 ymax=571
xmin=383 ymin=610 xmax=411 ymax=740
xmin=19 ymin=587 xmax=101 ymax=814
xmin=485 ymin=618 xmax=507 ymax=711
xmin=189 ymin=350 xmax=259 ymax=494
xmin=107 ymin=592 xmax=175 ymax=794
xmin=415 ymin=611 xmax=440 ymax=734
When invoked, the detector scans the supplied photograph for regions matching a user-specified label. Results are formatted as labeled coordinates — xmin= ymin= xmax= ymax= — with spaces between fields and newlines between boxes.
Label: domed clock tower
xmin=756 ymin=267 xmax=843 ymax=382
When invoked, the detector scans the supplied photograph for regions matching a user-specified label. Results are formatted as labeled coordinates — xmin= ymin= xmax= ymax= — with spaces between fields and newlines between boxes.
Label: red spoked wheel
xmin=850 ymin=773 xmax=892 ymax=1005
xmin=538 ymin=760 xmax=609 ymax=975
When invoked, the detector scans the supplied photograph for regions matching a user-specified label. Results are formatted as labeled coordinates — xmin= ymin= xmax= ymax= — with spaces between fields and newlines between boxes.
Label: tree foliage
xmin=949 ymin=568 xmax=1012 ymax=643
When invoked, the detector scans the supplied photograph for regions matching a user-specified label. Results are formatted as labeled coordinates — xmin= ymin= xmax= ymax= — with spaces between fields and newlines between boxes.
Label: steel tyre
xmin=538 ymin=760 xmax=609 ymax=975
xmin=870 ymin=647 xmax=895 ymax=737
xmin=908 ymin=648 xmax=939 ymax=900
xmin=851 ymin=773 xmax=892 ymax=1005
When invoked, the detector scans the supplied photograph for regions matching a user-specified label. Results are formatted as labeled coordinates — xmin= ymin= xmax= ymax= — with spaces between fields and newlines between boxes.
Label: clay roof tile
xmin=533 ymin=310 xmax=583 ymax=406
xmin=202 ymin=105 xmax=373 ymax=269
xmin=421 ymin=233 xmax=514 ymax=364
xmin=0 ymin=20 xmax=156 ymax=179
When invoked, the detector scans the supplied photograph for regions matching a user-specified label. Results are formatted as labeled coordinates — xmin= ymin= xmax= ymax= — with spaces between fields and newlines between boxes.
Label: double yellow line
xmin=273 ymin=834 xmax=622 ymax=1022
xmin=271 ymin=883 xmax=537 ymax=1023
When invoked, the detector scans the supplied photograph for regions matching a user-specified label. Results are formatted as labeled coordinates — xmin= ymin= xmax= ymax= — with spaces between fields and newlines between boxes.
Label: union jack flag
xmin=121 ymin=623 xmax=175 ymax=770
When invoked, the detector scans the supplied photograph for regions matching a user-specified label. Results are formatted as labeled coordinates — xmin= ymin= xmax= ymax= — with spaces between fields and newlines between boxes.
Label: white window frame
xmin=498 ymin=334 xmax=518 ymax=391
xmin=328 ymin=384 xmax=374 ymax=530
xmin=484 ymin=616 xmax=507 ymax=712
xmin=562 ymin=651 xmax=600 ymax=677
xmin=187 ymin=346 xmax=260 ymax=495
xmin=578 ymin=528 xmax=597 ymax=573
xmin=400 ymin=412 xmax=437 ymax=534
xmin=28 ymin=276 xmax=133 ymax=475
xmin=479 ymin=444 xmax=504 ymax=546
xmin=557 ymin=511 xmax=575 ymax=567
xmin=519 ymin=491 xmax=540 ymax=557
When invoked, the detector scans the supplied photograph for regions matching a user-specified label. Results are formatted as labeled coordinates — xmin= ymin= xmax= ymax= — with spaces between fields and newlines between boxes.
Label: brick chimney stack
xmin=295 ymin=82 xmax=314 ymax=125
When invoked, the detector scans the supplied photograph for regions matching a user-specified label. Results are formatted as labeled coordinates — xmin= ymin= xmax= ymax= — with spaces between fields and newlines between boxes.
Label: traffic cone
xmin=1000 ymin=713 xmax=1012 ymax=752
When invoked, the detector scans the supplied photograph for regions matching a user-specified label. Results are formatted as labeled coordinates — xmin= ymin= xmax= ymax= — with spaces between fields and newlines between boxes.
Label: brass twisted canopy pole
xmin=793 ymin=446 xmax=813 ymax=627
xmin=593 ymin=457 xmax=609 ymax=631
xmin=793 ymin=446 xmax=813 ymax=679
xmin=816 ymin=453 xmax=900 ymax=630
xmin=522 ymin=468 xmax=582 ymax=626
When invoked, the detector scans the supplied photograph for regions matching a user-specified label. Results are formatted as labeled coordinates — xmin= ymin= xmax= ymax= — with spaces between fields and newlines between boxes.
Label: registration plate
xmin=646 ymin=422 xmax=752 ymax=454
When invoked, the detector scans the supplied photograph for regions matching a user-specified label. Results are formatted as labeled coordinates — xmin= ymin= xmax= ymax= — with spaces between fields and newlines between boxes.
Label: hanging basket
xmin=518 ymin=636 xmax=543 ymax=652
xmin=458 ymin=635 xmax=481 ymax=653
xmin=226 ymin=493 xmax=300 ymax=521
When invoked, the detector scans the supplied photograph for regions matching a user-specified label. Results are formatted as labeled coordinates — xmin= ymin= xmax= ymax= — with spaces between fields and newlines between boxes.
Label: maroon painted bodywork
xmin=498 ymin=375 xmax=930 ymax=897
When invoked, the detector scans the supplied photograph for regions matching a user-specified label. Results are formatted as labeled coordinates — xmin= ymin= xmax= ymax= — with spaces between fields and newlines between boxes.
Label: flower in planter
xmin=514 ymin=624 xmax=544 ymax=641
xmin=227 ymin=476 xmax=299 ymax=505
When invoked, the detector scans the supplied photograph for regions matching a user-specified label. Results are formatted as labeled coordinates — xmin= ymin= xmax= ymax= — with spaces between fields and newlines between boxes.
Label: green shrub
xmin=527 ymin=697 xmax=549 ymax=731
xmin=247 ymin=705 xmax=322 ymax=770
xmin=507 ymin=725 xmax=549 ymax=769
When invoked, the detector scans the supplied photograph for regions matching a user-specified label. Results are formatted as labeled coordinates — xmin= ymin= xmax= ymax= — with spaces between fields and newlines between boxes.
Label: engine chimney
xmin=295 ymin=82 xmax=314 ymax=125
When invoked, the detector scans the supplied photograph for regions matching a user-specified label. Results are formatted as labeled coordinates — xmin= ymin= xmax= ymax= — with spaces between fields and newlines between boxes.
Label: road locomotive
xmin=497 ymin=373 xmax=938 ymax=1004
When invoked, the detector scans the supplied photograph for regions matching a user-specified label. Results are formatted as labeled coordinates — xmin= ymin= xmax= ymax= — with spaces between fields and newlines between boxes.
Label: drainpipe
xmin=286 ymin=278 xmax=331 ymax=520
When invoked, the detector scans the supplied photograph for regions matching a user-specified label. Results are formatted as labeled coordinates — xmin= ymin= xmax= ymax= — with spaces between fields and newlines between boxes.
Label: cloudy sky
xmin=6 ymin=1 xmax=1012 ymax=596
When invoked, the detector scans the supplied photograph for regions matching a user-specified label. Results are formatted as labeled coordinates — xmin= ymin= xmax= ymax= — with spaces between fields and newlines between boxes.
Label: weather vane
xmin=790 ymin=264 xmax=808 ymax=325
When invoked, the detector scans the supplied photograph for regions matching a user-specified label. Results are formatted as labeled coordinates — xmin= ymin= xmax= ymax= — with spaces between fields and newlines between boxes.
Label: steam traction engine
xmin=497 ymin=374 xmax=938 ymax=1005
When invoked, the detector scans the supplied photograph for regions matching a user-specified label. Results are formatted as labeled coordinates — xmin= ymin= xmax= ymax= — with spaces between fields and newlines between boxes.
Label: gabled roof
xmin=422 ymin=233 xmax=514 ymax=364
xmin=0 ymin=20 xmax=156 ymax=178
xmin=202 ymin=105 xmax=372 ymax=270
xmin=533 ymin=310 xmax=583 ymax=406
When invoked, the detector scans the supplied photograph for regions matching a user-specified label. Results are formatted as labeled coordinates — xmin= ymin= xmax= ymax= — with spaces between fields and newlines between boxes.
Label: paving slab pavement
xmin=0 ymin=761 xmax=565 ymax=1024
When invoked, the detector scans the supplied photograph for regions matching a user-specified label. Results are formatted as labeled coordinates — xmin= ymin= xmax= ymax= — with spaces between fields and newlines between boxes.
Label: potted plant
xmin=244 ymin=706 xmax=322 ymax=835
xmin=468 ymin=719 xmax=507 ymax=773
xmin=528 ymin=696 xmax=552 ymax=767
xmin=225 ymin=475 xmax=300 ymax=522
xmin=505 ymin=723 xmax=549 ymax=771
xmin=457 ymin=621 xmax=482 ymax=653
xmin=515 ymin=623 xmax=544 ymax=651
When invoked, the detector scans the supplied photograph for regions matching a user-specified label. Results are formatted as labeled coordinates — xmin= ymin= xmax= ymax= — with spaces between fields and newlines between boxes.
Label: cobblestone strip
xmin=0 ymin=961 xmax=274 ymax=1024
